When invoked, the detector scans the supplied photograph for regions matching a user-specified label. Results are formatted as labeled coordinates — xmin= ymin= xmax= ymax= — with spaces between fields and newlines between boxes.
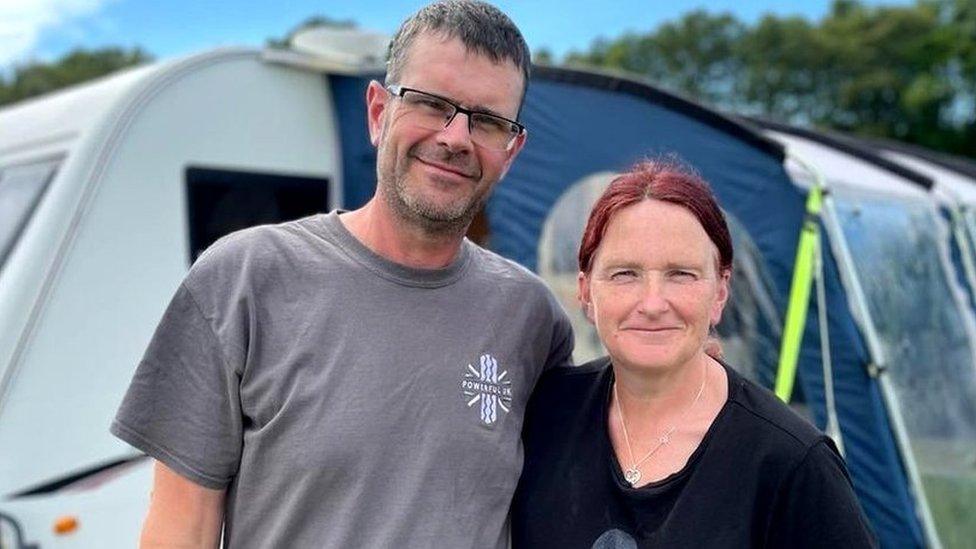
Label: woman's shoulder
xmin=527 ymin=357 xmax=611 ymax=419
xmin=536 ymin=356 xmax=610 ymax=393
xmin=543 ymin=355 xmax=611 ymax=378
xmin=722 ymin=364 xmax=827 ymax=454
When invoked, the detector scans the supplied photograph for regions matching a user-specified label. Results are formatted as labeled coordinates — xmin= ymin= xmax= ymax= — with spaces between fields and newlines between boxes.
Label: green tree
xmin=737 ymin=15 xmax=828 ymax=122
xmin=817 ymin=1 xmax=957 ymax=143
xmin=558 ymin=0 xmax=975 ymax=159
xmin=0 ymin=47 xmax=152 ymax=107
xmin=534 ymin=47 xmax=555 ymax=65
xmin=566 ymin=11 xmax=746 ymax=108
xmin=944 ymin=0 xmax=976 ymax=157
xmin=645 ymin=11 xmax=746 ymax=108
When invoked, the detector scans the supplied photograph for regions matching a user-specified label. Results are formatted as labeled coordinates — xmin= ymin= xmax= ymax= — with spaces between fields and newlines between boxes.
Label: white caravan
xmin=0 ymin=32 xmax=388 ymax=546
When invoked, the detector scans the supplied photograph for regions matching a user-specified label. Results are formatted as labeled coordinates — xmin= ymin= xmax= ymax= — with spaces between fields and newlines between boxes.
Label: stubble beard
xmin=378 ymin=141 xmax=490 ymax=238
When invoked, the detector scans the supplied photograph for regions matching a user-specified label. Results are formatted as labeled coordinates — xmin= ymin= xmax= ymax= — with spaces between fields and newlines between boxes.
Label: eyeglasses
xmin=386 ymin=85 xmax=525 ymax=151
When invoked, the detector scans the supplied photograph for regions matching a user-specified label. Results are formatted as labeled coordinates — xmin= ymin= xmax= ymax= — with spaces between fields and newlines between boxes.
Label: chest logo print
xmin=461 ymin=354 xmax=513 ymax=425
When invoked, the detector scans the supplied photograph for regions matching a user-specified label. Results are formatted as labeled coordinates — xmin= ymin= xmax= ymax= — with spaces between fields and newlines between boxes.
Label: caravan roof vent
xmin=266 ymin=28 xmax=389 ymax=74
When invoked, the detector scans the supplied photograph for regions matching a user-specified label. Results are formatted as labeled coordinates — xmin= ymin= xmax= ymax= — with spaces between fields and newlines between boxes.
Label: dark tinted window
xmin=186 ymin=166 xmax=330 ymax=262
xmin=0 ymin=159 xmax=60 ymax=267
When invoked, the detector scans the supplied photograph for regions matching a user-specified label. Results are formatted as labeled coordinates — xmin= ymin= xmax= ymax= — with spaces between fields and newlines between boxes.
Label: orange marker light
xmin=53 ymin=515 xmax=79 ymax=535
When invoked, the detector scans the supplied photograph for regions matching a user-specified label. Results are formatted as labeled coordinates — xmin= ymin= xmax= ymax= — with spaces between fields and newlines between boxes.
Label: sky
xmin=1 ymin=0 xmax=914 ymax=71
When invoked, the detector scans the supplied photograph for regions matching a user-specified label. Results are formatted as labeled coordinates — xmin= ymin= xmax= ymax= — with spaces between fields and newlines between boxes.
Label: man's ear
xmin=366 ymin=80 xmax=389 ymax=147
xmin=577 ymin=271 xmax=595 ymax=324
xmin=497 ymin=129 xmax=527 ymax=181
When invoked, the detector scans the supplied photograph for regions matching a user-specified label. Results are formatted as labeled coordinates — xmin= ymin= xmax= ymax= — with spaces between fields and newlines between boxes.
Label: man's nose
xmin=437 ymin=111 xmax=475 ymax=152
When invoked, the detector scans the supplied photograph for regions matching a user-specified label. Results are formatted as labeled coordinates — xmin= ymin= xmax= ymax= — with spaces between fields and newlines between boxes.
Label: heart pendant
xmin=624 ymin=468 xmax=641 ymax=486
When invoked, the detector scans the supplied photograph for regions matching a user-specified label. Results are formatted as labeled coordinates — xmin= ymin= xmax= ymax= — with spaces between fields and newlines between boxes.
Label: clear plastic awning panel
xmin=831 ymin=188 xmax=976 ymax=547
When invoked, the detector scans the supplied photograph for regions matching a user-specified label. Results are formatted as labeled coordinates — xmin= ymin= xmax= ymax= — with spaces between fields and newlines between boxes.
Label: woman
xmin=511 ymin=161 xmax=876 ymax=548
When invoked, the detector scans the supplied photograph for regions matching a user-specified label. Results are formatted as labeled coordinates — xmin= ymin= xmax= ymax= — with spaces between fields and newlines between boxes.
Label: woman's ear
xmin=710 ymin=269 xmax=731 ymax=326
xmin=704 ymin=330 xmax=724 ymax=360
xmin=577 ymin=271 xmax=595 ymax=324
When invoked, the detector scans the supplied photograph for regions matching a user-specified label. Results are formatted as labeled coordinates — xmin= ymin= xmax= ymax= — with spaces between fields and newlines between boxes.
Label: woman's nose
xmin=636 ymin=277 xmax=669 ymax=316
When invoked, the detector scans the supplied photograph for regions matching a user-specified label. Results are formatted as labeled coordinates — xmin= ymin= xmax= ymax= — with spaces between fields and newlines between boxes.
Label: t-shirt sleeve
xmin=542 ymin=291 xmax=575 ymax=371
xmin=766 ymin=438 xmax=878 ymax=548
xmin=110 ymin=281 xmax=244 ymax=490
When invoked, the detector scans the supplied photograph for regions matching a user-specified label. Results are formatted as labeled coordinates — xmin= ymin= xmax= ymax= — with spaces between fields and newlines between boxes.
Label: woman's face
xmin=578 ymin=199 xmax=729 ymax=374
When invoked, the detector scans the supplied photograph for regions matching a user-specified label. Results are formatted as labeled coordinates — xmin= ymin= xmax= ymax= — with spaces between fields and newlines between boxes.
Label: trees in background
xmin=565 ymin=11 xmax=748 ymax=110
xmin=1 ymin=1 xmax=972 ymax=158
xmin=0 ymin=48 xmax=151 ymax=107
xmin=560 ymin=0 xmax=976 ymax=159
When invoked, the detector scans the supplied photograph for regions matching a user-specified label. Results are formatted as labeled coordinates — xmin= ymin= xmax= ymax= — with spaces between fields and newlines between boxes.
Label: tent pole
xmin=934 ymin=186 xmax=976 ymax=303
xmin=962 ymin=209 xmax=976 ymax=289
xmin=777 ymin=153 xmax=845 ymax=453
xmin=812 ymin=220 xmax=843 ymax=455
xmin=949 ymin=204 xmax=976 ymax=307
xmin=820 ymin=198 xmax=943 ymax=549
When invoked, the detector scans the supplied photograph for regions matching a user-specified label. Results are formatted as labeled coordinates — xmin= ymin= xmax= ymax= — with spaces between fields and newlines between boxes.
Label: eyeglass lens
xmin=399 ymin=90 xmax=518 ymax=150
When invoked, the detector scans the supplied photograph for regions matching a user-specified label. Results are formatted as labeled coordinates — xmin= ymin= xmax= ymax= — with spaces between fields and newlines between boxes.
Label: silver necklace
xmin=613 ymin=361 xmax=708 ymax=487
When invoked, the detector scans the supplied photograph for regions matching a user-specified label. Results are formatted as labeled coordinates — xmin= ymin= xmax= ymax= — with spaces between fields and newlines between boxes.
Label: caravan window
xmin=0 ymin=159 xmax=60 ymax=267
xmin=536 ymin=172 xmax=783 ymax=387
xmin=185 ymin=166 xmax=330 ymax=262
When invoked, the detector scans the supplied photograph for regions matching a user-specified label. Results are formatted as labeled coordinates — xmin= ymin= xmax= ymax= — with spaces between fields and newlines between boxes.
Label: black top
xmin=511 ymin=357 xmax=877 ymax=548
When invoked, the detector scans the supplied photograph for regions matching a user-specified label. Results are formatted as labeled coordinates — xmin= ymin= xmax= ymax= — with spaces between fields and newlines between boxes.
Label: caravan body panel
xmin=0 ymin=50 xmax=339 ymax=498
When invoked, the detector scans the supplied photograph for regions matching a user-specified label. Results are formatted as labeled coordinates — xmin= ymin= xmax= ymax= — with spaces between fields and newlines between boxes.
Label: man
xmin=110 ymin=1 xmax=574 ymax=547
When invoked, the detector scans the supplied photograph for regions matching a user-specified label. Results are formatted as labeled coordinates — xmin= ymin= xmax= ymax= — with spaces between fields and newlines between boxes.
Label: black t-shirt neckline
xmin=512 ymin=355 xmax=877 ymax=548
xmin=599 ymin=357 xmax=739 ymax=496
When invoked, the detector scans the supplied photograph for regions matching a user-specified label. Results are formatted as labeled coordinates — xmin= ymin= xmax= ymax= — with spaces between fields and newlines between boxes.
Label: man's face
xmin=366 ymin=33 xmax=526 ymax=234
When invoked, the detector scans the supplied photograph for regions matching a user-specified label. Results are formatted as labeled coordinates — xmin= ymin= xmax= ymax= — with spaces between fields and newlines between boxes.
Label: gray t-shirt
xmin=111 ymin=211 xmax=574 ymax=548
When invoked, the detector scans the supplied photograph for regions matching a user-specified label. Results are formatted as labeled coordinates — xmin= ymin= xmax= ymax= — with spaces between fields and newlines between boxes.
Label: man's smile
xmin=413 ymin=155 xmax=478 ymax=180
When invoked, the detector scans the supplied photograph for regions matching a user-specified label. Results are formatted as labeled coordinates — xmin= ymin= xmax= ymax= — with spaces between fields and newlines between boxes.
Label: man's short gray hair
xmin=386 ymin=0 xmax=531 ymax=110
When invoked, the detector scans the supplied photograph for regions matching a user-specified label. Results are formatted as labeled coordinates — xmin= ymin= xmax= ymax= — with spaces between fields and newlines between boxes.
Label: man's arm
xmin=141 ymin=460 xmax=226 ymax=549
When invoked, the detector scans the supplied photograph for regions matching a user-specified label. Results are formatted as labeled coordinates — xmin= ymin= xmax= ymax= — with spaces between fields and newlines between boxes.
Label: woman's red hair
xmin=578 ymin=160 xmax=733 ymax=274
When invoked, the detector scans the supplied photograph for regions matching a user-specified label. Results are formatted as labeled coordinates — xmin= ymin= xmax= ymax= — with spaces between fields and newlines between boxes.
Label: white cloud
xmin=0 ymin=0 xmax=112 ymax=68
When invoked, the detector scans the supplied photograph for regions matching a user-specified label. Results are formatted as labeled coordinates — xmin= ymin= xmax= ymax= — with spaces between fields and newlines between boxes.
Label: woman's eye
xmin=609 ymin=270 xmax=637 ymax=281
xmin=670 ymin=270 xmax=697 ymax=281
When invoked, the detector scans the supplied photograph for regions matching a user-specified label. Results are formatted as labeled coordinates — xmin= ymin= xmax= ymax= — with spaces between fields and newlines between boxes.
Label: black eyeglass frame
xmin=386 ymin=84 xmax=526 ymax=150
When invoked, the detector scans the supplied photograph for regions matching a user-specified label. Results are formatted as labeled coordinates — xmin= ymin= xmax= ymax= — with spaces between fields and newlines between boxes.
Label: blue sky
xmin=3 ymin=0 xmax=912 ymax=71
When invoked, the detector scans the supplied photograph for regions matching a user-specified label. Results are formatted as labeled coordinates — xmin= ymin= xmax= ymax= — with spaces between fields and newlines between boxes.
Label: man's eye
xmin=412 ymin=97 xmax=451 ymax=112
xmin=472 ymin=114 xmax=510 ymax=133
